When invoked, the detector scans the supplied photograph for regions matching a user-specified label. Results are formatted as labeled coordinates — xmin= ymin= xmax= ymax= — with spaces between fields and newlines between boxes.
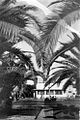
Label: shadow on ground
xmin=0 ymin=98 xmax=79 ymax=119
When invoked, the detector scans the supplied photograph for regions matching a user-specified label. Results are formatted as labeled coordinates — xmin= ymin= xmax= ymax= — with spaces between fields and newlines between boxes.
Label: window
xmin=37 ymin=90 xmax=44 ymax=95
xmin=37 ymin=90 xmax=40 ymax=95
xmin=55 ymin=90 xmax=62 ymax=95
xmin=50 ymin=90 xmax=54 ymax=94
xmin=46 ymin=90 xmax=49 ymax=95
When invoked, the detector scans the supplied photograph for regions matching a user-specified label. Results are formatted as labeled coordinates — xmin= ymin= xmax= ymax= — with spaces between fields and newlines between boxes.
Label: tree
xmin=0 ymin=71 xmax=23 ymax=107
xmin=0 ymin=0 xmax=80 ymax=102
xmin=41 ymin=0 xmax=80 ymax=68
xmin=44 ymin=33 xmax=80 ymax=94
xmin=40 ymin=0 xmax=80 ymax=94
xmin=0 ymin=0 xmax=80 ymax=71
xmin=1 ymin=51 xmax=27 ymax=74
xmin=0 ymin=0 xmax=45 ymax=87
xmin=0 ymin=0 xmax=45 ymax=65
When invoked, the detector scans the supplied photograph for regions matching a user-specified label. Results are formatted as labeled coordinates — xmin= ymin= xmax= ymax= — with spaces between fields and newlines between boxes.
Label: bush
xmin=50 ymin=96 xmax=56 ymax=101
xmin=44 ymin=98 xmax=50 ymax=103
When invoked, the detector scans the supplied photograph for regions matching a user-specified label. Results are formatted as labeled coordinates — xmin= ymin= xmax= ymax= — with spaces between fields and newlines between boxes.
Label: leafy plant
xmin=45 ymin=33 xmax=80 ymax=94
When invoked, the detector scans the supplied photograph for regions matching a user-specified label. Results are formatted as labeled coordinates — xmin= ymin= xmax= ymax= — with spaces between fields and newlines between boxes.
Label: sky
xmin=38 ymin=0 xmax=53 ymax=6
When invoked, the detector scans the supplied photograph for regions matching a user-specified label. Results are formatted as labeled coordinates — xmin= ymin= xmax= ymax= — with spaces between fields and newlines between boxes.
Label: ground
xmin=0 ymin=97 xmax=80 ymax=120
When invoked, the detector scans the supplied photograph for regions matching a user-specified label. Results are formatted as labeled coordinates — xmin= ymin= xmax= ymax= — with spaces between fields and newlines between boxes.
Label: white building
xmin=33 ymin=76 xmax=65 ymax=99
xmin=34 ymin=83 xmax=65 ymax=99
xmin=33 ymin=77 xmax=77 ymax=99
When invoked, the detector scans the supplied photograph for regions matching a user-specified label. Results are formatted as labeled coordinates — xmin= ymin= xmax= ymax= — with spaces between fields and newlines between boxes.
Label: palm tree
xmin=0 ymin=0 xmax=80 ymax=97
xmin=41 ymin=0 xmax=80 ymax=67
xmin=39 ymin=0 xmax=80 ymax=94
xmin=0 ymin=1 xmax=47 ymax=93
xmin=44 ymin=33 xmax=80 ymax=94
xmin=3 ymin=0 xmax=80 ymax=87
xmin=0 ymin=0 xmax=45 ymax=65
xmin=0 ymin=0 xmax=79 ymax=71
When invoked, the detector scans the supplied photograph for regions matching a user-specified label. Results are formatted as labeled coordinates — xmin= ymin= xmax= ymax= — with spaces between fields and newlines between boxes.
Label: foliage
xmin=41 ymin=0 xmax=80 ymax=93
xmin=0 ymin=0 xmax=80 ymax=103
xmin=0 ymin=0 xmax=45 ymax=66
xmin=41 ymin=0 xmax=80 ymax=67
xmin=45 ymin=33 xmax=79 ymax=93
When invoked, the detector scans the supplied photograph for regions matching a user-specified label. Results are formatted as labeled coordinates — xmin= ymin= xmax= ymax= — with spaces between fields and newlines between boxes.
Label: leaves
xmin=44 ymin=32 xmax=79 ymax=92
xmin=45 ymin=69 xmax=67 ymax=87
xmin=52 ymin=9 xmax=80 ymax=44
xmin=63 ymin=79 xmax=72 ymax=92
xmin=0 ymin=0 xmax=47 ymax=67
xmin=0 ymin=0 xmax=80 ymax=94
xmin=41 ymin=1 xmax=80 ymax=67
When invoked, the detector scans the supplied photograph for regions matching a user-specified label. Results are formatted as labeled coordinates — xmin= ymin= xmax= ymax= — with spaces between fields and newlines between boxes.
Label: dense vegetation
xmin=0 ymin=0 xmax=79 ymax=109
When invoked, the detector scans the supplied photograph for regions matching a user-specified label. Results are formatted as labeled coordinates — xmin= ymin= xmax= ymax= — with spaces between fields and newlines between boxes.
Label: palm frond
xmin=0 ymin=6 xmax=42 ymax=37
xmin=53 ymin=9 xmax=80 ymax=43
xmin=55 ymin=60 xmax=78 ymax=69
xmin=44 ymin=0 xmax=80 ymax=34
xmin=42 ymin=8 xmax=80 ymax=66
xmin=48 ymin=68 xmax=74 ymax=88
xmin=50 ymin=66 xmax=71 ymax=71
xmin=47 ymin=32 xmax=79 ymax=75
xmin=0 ymin=21 xmax=22 ymax=42
xmin=54 ymin=69 xmax=74 ymax=85
xmin=45 ymin=33 xmax=79 ymax=89
xmin=45 ymin=69 xmax=68 ymax=87
xmin=0 ymin=0 xmax=44 ymax=43
xmin=70 ymin=49 xmax=80 ymax=59
xmin=18 ymin=34 xmax=42 ymax=65
xmin=18 ymin=5 xmax=39 ymax=11
xmin=0 ymin=41 xmax=34 ymax=70
xmin=45 ymin=73 xmax=60 ymax=88
xmin=0 ymin=9 xmax=43 ymax=64
xmin=43 ymin=2 xmax=80 ymax=91
xmin=0 ymin=0 xmax=47 ymax=67
xmin=48 ymin=0 xmax=63 ymax=7
xmin=39 ymin=0 xmax=76 ymax=61
xmin=48 ymin=0 xmax=80 ymax=18
xmin=60 ymin=54 xmax=79 ymax=68
xmin=63 ymin=79 xmax=72 ymax=92
xmin=42 ymin=10 xmax=80 ymax=66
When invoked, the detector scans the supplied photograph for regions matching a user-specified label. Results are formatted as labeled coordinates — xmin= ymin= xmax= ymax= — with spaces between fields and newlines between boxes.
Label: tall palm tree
xmin=37 ymin=1 xmax=80 ymax=92
xmin=0 ymin=0 xmax=80 ymax=86
xmin=0 ymin=0 xmax=79 ymax=71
